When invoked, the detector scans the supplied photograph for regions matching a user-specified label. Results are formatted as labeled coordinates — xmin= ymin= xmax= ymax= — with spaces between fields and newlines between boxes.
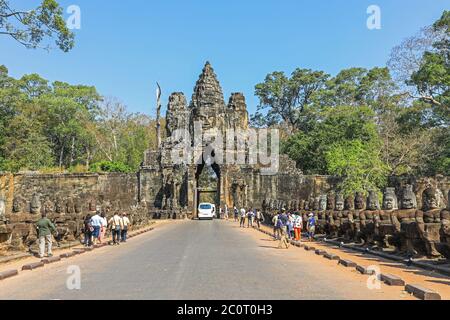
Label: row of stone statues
xmin=263 ymin=185 xmax=450 ymax=259
xmin=0 ymin=194 xmax=153 ymax=251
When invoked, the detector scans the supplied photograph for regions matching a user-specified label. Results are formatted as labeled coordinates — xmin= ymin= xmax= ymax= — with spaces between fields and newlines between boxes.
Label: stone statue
xmin=374 ymin=188 xmax=398 ymax=249
xmin=392 ymin=185 xmax=421 ymax=256
xmin=66 ymin=198 xmax=75 ymax=214
xmin=440 ymin=190 xmax=450 ymax=258
xmin=359 ymin=191 xmax=381 ymax=247
xmin=74 ymin=198 xmax=83 ymax=214
xmin=30 ymin=194 xmax=41 ymax=214
xmin=324 ymin=193 xmax=335 ymax=236
xmin=417 ymin=187 xmax=443 ymax=258
xmin=328 ymin=193 xmax=342 ymax=239
xmin=0 ymin=196 xmax=6 ymax=220
xmin=340 ymin=195 xmax=355 ymax=241
xmin=43 ymin=199 xmax=54 ymax=215
xmin=54 ymin=198 xmax=64 ymax=214
xmin=12 ymin=196 xmax=25 ymax=213
xmin=350 ymin=192 xmax=366 ymax=243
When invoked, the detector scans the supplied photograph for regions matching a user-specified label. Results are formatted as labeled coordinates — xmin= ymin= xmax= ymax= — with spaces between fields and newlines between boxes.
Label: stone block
xmin=60 ymin=252 xmax=75 ymax=259
xmin=0 ymin=269 xmax=18 ymax=280
xmin=380 ymin=274 xmax=405 ymax=286
xmin=339 ymin=259 xmax=357 ymax=267
xmin=324 ymin=253 xmax=340 ymax=260
xmin=41 ymin=256 xmax=61 ymax=264
xmin=22 ymin=261 xmax=44 ymax=270
xmin=405 ymin=284 xmax=441 ymax=300
xmin=315 ymin=249 xmax=326 ymax=256
xmin=356 ymin=265 xmax=376 ymax=275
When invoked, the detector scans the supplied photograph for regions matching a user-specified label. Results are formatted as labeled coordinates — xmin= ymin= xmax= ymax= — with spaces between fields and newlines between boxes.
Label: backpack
xmin=276 ymin=217 xmax=284 ymax=229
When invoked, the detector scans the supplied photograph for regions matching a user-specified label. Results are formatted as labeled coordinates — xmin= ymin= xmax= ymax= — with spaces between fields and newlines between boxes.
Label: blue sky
xmin=1 ymin=0 xmax=448 ymax=116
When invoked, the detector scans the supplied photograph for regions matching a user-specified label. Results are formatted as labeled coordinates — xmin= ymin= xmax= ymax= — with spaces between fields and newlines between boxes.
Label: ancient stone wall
xmin=0 ymin=172 xmax=152 ymax=253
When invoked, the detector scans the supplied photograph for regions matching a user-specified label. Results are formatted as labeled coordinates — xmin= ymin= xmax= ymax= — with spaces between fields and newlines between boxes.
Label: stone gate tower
xmin=139 ymin=62 xmax=302 ymax=218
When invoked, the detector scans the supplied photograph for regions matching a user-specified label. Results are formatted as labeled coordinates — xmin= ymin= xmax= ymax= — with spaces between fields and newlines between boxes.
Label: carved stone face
xmin=327 ymin=193 xmax=335 ymax=210
xmin=55 ymin=199 xmax=63 ymax=214
xmin=367 ymin=191 xmax=380 ymax=210
xmin=319 ymin=195 xmax=327 ymax=211
xmin=355 ymin=193 xmax=366 ymax=210
xmin=335 ymin=193 xmax=345 ymax=211
xmin=43 ymin=199 xmax=54 ymax=214
xmin=383 ymin=188 xmax=398 ymax=210
xmin=13 ymin=197 xmax=24 ymax=213
xmin=30 ymin=194 xmax=41 ymax=214
xmin=401 ymin=185 xmax=417 ymax=210
xmin=0 ymin=197 xmax=5 ymax=217
xmin=313 ymin=197 xmax=320 ymax=211
xmin=422 ymin=187 xmax=440 ymax=211
xmin=299 ymin=200 xmax=305 ymax=210
xmin=345 ymin=195 xmax=355 ymax=210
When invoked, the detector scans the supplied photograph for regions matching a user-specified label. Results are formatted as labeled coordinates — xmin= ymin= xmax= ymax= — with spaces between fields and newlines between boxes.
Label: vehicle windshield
xmin=200 ymin=204 xmax=212 ymax=210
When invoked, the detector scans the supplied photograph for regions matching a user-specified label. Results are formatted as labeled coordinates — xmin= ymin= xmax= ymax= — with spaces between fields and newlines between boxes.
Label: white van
xmin=198 ymin=203 xmax=216 ymax=220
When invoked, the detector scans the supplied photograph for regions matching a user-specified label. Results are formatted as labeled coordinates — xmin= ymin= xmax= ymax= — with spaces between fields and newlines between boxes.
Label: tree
xmin=0 ymin=0 xmax=74 ymax=51
xmin=325 ymin=140 xmax=388 ymax=196
xmin=252 ymin=69 xmax=329 ymax=132
xmin=283 ymin=105 xmax=381 ymax=175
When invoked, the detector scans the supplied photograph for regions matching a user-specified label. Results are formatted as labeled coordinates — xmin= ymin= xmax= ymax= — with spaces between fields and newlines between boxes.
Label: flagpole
xmin=156 ymin=82 xmax=162 ymax=149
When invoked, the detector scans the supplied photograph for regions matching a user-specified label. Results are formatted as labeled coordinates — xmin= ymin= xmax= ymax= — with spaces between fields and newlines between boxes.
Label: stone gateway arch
xmin=138 ymin=62 xmax=304 ymax=218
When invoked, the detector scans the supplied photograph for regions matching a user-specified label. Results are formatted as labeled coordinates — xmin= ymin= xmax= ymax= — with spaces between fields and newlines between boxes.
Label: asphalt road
xmin=0 ymin=220 xmax=402 ymax=300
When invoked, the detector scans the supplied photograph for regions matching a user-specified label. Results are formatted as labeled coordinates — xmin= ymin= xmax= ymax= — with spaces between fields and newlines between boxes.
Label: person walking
xmin=83 ymin=214 xmax=93 ymax=248
xmin=121 ymin=212 xmax=131 ymax=243
xmin=278 ymin=209 xmax=290 ymax=249
xmin=255 ymin=209 xmax=263 ymax=229
xmin=36 ymin=212 xmax=57 ymax=258
xmin=294 ymin=213 xmax=303 ymax=241
xmin=90 ymin=209 xmax=103 ymax=245
xmin=286 ymin=212 xmax=294 ymax=239
xmin=239 ymin=208 xmax=246 ymax=228
xmin=109 ymin=211 xmax=123 ymax=245
xmin=307 ymin=213 xmax=316 ymax=242
xmin=99 ymin=211 xmax=108 ymax=244
xmin=234 ymin=207 xmax=239 ymax=222
xmin=247 ymin=208 xmax=254 ymax=228
xmin=224 ymin=205 xmax=229 ymax=220
xmin=272 ymin=212 xmax=280 ymax=240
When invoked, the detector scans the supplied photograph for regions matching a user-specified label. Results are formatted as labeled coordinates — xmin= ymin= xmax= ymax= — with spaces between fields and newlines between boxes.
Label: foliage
xmin=0 ymin=0 xmax=74 ymax=51
xmin=0 ymin=67 xmax=158 ymax=173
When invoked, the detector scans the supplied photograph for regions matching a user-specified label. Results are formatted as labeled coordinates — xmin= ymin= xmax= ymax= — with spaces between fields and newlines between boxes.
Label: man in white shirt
xmin=109 ymin=212 xmax=123 ymax=245
xmin=240 ymin=208 xmax=246 ymax=228
xmin=121 ymin=212 xmax=131 ymax=243
xmin=90 ymin=210 xmax=103 ymax=245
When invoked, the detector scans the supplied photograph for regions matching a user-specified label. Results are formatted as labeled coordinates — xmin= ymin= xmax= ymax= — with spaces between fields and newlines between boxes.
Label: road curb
xmin=356 ymin=265 xmax=376 ymax=275
xmin=380 ymin=273 xmax=405 ymax=286
xmin=339 ymin=259 xmax=357 ymax=268
xmin=22 ymin=262 xmax=44 ymax=271
xmin=41 ymin=256 xmax=61 ymax=264
xmin=0 ymin=269 xmax=19 ymax=280
xmin=405 ymin=284 xmax=441 ymax=300
xmin=324 ymin=253 xmax=340 ymax=261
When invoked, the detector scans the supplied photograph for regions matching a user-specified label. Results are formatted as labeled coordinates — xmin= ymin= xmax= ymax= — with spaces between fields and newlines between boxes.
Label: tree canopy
xmin=0 ymin=0 xmax=74 ymax=51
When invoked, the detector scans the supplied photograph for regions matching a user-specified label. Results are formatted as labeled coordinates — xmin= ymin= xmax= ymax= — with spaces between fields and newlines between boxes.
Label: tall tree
xmin=0 ymin=0 xmax=74 ymax=51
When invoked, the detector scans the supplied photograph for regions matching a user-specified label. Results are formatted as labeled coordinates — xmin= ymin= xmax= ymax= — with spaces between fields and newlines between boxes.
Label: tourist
xmin=99 ymin=211 xmax=108 ymax=244
xmin=83 ymin=214 xmax=93 ymax=248
xmin=90 ymin=209 xmax=103 ymax=245
xmin=307 ymin=213 xmax=316 ymax=242
xmin=121 ymin=212 xmax=131 ymax=243
xmin=255 ymin=209 xmax=263 ymax=229
xmin=272 ymin=212 xmax=280 ymax=240
xmin=224 ymin=205 xmax=229 ymax=220
xmin=240 ymin=208 xmax=246 ymax=228
xmin=294 ymin=213 xmax=303 ymax=241
xmin=287 ymin=212 xmax=294 ymax=239
xmin=36 ymin=212 xmax=58 ymax=258
xmin=234 ymin=207 xmax=239 ymax=222
xmin=109 ymin=211 xmax=123 ymax=245
xmin=278 ymin=209 xmax=290 ymax=249
xmin=247 ymin=208 xmax=254 ymax=228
